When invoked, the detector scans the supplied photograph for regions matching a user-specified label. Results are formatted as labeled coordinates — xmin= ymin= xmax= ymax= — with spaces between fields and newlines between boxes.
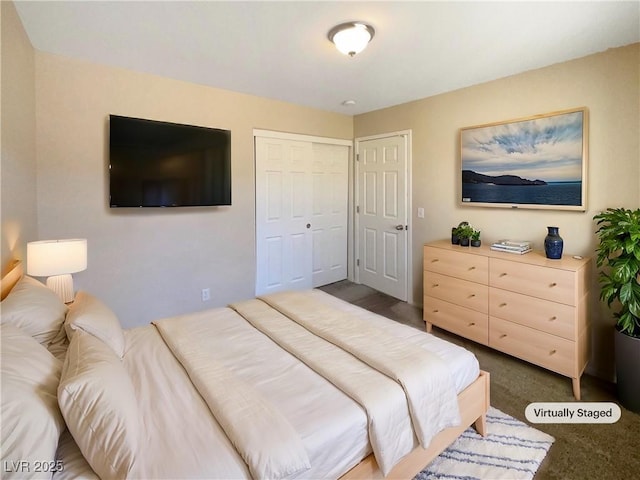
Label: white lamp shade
xmin=329 ymin=23 xmax=375 ymax=57
xmin=27 ymin=239 xmax=87 ymax=276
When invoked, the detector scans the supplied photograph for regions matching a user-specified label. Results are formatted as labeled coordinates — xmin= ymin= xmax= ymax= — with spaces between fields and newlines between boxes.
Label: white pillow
xmin=65 ymin=291 xmax=125 ymax=358
xmin=0 ymin=276 xmax=68 ymax=346
xmin=58 ymin=330 xmax=139 ymax=479
xmin=1 ymin=323 xmax=65 ymax=479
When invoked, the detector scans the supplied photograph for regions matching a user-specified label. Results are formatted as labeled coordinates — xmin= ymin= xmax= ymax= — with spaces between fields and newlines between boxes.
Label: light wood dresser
xmin=423 ymin=240 xmax=591 ymax=400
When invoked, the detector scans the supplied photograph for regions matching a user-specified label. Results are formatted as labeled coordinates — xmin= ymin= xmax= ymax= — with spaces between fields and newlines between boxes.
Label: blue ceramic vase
xmin=544 ymin=226 xmax=564 ymax=259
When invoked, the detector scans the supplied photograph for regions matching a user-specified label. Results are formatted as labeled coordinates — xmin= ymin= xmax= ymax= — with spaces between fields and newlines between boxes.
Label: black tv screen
xmin=109 ymin=115 xmax=231 ymax=207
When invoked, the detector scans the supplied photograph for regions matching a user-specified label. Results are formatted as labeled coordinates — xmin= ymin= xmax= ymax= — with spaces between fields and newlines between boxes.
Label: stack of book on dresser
xmin=490 ymin=239 xmax=533 ymax=254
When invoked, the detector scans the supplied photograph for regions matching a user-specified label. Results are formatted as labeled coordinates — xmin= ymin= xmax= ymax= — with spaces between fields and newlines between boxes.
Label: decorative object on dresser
xmin=490 ymin=240 xmax=532 ymax=255
xmin=470 ymin=230 xmax=481 ymax=247
xmin=594 ymin=207 xmax=640 ymax=413
xmin=544 ymin=226 xmax=564 ymax=259
xmin=451 ymin=221 xmax=470 ymax=245
xmin=423 ymin=240 xmax=591 ymax=400
xmin=451 ymin=221 xmax=480 ymax=247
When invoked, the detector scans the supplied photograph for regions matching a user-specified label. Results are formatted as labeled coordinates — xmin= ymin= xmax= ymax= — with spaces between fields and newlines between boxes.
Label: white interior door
xmin=255 ymin=134 xmax=349 ymax=296
xmin=255 ymin=137 xmax=313 ymax=295
xmin=357 ymin=135 xmax=408 ymax=301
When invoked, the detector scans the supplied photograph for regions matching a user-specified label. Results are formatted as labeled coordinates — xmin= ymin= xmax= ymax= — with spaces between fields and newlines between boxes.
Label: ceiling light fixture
xmin=328 ymin=22 xmax=375 ymax=57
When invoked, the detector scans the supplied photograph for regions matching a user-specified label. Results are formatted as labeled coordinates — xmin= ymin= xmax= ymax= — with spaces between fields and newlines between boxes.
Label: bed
xmin=1 ymin=260 xmax=489 ymax=479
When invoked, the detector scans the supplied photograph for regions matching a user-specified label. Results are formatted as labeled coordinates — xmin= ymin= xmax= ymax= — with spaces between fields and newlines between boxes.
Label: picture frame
xmin=459 ymin=107 xmax=588 ymax=211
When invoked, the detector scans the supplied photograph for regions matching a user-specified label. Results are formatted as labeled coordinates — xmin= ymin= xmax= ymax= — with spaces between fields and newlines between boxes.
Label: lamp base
xmin=46 ymin=274 xmax=75 ymax=303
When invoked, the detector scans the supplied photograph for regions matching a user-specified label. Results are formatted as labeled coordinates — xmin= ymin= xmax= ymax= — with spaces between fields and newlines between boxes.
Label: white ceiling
xmin=14 ymin=1 xmax=640 ymax=115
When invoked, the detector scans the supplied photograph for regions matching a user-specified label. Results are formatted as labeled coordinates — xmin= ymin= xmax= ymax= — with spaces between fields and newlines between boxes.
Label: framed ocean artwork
xmin=459 ymin=107 xmax=588 ymax=211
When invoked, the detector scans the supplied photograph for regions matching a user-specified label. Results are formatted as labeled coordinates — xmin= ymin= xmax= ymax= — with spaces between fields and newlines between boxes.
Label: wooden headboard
xmin=1 ymin=260 xmax=23 ymax=300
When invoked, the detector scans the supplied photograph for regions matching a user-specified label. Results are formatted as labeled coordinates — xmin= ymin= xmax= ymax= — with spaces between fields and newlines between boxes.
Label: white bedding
xmin=127 ymin=309 xmax=369 ymax=479
xmin=154 ymin=311 xmax=312 ymax=479
xmin=257 ymin=291 xmax=462 ymax=442
xmin=53 ymin=289 xmax=479 ymax=479
xmin=231 ymin=297 xmax=416 ymax=475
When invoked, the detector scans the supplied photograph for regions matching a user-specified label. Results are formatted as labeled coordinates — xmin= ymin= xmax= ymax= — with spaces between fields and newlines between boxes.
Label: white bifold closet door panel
xmin=310 ymin=143 xmax=349 ymax=287
xmin=255 ymin=137 xmax=348 ymax=296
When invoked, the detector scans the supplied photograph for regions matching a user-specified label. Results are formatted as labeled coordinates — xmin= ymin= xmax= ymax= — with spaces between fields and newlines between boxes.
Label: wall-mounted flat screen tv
xmin=109 ymin=115 xmax=231 ymax=207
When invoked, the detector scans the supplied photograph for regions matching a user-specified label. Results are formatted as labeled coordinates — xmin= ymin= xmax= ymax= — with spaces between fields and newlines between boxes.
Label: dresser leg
xmin=426 ymin=322 xmax=432 ymax=333
xmin=572 ymin=377 xmax=581 ymax=400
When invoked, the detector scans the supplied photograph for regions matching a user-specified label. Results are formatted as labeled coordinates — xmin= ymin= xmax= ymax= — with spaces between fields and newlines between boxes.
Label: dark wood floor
xmin=319 ymin=280 xmax=640 ymax=480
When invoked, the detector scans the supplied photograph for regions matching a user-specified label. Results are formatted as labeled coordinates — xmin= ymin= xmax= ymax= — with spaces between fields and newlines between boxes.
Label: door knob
xmin=306 ymin=223 xmax=311 ymax=229
xmin=395 ymin=225 xmax=405 ymax=230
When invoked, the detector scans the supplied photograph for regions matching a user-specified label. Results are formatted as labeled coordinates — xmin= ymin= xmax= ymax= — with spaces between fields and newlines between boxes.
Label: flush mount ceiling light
xmin=328 ymin=22 xmax=375 ymax=57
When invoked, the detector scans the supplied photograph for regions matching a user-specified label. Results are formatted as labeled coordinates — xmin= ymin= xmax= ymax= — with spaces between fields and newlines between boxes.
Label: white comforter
xmin=139 ymin=306 xmax=369 ymax=479
xmin=154 ymin=311 xmax=311 ymax=480
xmin=54 ymin=290 xmax=479 ymax=479
xmin=232 ymin=291 xmax=461 ymax=475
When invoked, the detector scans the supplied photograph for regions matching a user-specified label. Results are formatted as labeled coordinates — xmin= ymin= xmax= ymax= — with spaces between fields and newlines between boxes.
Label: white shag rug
xmin=415 ymin=407 xmax=554 ymax=480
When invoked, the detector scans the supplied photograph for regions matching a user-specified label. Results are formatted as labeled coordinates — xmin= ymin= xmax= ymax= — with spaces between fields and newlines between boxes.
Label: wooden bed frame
xmin=341 ymin=370 xmax=489 ymax=479
xmin=1 ymin=260 xmax=490 ymax=479
xmin=1 ymin=260 xmax=23 ymax=300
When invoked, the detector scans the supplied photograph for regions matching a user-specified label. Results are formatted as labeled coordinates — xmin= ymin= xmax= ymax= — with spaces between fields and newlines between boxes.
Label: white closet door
xmin=255 ymin=136 xmax=349 ymax=296
xmin=311 ymin=143 xmax=349 ymax=287
xmin=255 ymin=137 xmax=313 ymax=295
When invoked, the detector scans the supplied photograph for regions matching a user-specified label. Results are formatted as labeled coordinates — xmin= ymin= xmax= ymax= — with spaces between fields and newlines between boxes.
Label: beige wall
xmin=33 ymin=53 xmax=352 ymax=327
xmin=1 ymin=1 xmax=37 ymax=271
xmin=355 ymin=44 xmax=640 ymax=379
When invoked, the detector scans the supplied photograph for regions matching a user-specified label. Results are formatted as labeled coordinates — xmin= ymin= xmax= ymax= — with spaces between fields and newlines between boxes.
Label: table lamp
xmin=27 ymin=238 xmax=87 ymax=303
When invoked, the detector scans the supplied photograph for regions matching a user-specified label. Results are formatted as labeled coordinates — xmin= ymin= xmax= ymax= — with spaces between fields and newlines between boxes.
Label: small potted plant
xmin=451 ymin=221 xmax=469 ymax=245
xmin=594 ymin=207 xmax=640 ymax=413
xmin=470 ymin=230 xmax=481 ymax=247
xmin=457 ymin=224 xmax=474 ymax=247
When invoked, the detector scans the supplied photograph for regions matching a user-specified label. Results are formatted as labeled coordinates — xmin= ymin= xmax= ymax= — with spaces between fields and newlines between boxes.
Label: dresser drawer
xmin=424 ymin=296 xmax=488 ymax=345
xmin=489 ymin=258 xmax=576 ymax=305
xmin=424 ymin=246 xmax=488 ymax=285
xmin=489 ymin=317 xmax=575 ymax=376
xmin=425 ymin=271 xmax=488 ymax=313
xmin=489 ymin=288 xmax=576 ymax=340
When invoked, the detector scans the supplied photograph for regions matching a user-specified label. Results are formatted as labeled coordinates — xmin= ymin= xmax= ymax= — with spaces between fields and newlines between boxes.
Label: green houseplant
xmin=457 ymin=224 xmax=474 ymax=246
xmin=593 ymin=207 xmax=640 ymax=412
xmin=451 ymin=221 xmax=481 ymax=247
xmin=451 ymin=221 xmax=469 ymax=245
xmin=470 ymin=230 xmax=481 ymax=247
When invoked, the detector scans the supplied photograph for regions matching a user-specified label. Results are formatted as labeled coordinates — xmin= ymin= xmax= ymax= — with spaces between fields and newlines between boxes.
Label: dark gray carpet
xmin=319 ymin=280 xmax=640 ymax=480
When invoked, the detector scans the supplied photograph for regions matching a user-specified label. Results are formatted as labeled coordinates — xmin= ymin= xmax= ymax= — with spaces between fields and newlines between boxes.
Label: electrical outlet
xmin=417 ymin=207 xmax=425 ymax=218
xmin=201 ymin=288 xmax=211 ymax=302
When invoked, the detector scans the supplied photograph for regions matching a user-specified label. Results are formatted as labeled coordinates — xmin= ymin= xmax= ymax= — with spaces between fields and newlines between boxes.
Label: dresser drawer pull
xmin=549 ymin=349 xmax=557 ymax=356
xmin=549 ymin=282 xmax=557 ymax=287
xmin=468 ymin=294 xmax=476 ymax=298
xmin=431 ymin=259 xmax=439 ymax=263
xmin=468 ymin=322 xmax=476 ymax=327
xmin=499 ymin=273 xmax=508 ymax=277
xmin=549 ymin=316 xmax=557 ymax=321
xmin=432 ymin=309 xmax=439 ymax=313
xmin=499 ymin=302 xmax=507 ymax=308
xmin=432 ymin=283 xmax=440 ymax=288
xmin=499 ymin=334 xmax=507 ymax=339
xmin=468 ymin=266 xmax=476 ymax=271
